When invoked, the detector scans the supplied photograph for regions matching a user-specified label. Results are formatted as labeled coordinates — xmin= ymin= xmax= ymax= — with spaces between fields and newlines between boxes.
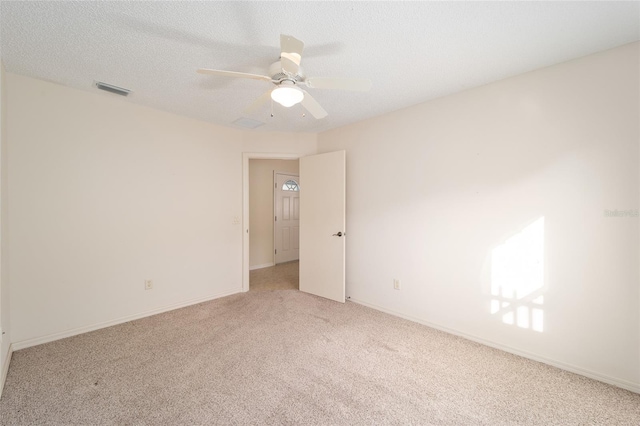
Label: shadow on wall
xmin=490 ymin=217 xmax=545 ymax=332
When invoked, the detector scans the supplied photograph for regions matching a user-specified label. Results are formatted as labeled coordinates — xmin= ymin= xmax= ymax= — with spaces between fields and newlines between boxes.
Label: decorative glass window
xmin=282 ymin=180 xmax=300 ymax=191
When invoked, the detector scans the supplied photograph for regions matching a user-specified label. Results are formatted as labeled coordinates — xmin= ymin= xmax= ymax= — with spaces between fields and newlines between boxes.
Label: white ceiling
xmin=1 ymin=1 xmax=638 ymax=133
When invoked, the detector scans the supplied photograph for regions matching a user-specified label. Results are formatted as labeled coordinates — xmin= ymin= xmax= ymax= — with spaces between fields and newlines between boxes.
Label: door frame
xmin=273 ymin=171 xmax=300 ymax=265
xmin=242 ymin=152 xmax=302 ymax=292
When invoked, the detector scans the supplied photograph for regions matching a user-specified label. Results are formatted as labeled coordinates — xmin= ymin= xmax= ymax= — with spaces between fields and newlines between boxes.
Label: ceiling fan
xmin=197 ymin=34 xmax=372 ymax=119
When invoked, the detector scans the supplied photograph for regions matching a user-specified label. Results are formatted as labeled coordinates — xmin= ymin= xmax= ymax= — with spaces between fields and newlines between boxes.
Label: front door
xmin=299 ymin=151 xmax=346 ymax=303
xmin=274 ymin=173 xmax=300 ymax=264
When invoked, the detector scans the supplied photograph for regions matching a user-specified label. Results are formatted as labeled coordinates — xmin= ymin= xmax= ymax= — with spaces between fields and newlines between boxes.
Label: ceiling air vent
xmin=95 ymin=81 xmax=131 ymax=97
xmin=233 ymin=117 xmax=265 ymax=129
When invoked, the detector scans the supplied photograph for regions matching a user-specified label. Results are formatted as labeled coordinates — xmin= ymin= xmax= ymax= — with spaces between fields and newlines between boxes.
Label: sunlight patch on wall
xmin=491 ymin=217 xmax=545 ymax=332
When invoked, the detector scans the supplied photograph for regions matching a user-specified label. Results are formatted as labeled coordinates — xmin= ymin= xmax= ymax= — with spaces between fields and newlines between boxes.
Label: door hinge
xmin=275 ymin=216 xmax=277 ymax=222
xmin=275 ymin=182 xmax=277 ymax=188
xmin=275 ymin=249 xmax=277 ymax=254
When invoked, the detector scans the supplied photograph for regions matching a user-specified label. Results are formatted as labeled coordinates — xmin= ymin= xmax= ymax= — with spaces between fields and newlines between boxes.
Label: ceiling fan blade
xmin=306 ymin=77 xmax=372 ymax=92
xmin=197 ymin=69 xmax=272 ymax=82
xmin=244 ymin=89 xmax=273 ymax=114
xmin=301 ymin=90 xmax=328 ymax=119
xmin=280 ymin=34 xmax=304 ymax=75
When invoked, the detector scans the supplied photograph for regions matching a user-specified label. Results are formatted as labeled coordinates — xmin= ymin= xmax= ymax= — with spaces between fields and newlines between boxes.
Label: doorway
xmin=246 ymin=156 xmax=300 ymax=291
xmin=242 ymin=150 xmax=346 ymax=301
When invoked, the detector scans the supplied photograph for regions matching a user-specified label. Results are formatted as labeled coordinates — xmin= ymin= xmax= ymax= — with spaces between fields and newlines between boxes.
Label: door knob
xmin=332 ymin=232 xmax=343 ymax=237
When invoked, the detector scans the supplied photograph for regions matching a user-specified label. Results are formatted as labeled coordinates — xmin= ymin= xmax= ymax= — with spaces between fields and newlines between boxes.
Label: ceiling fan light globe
xmin=271 ymin=86 xmax=304 ymax=108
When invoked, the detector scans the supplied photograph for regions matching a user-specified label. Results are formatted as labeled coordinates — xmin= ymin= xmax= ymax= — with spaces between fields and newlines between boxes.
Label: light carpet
xmin=1 ymin=290 xmax=638 ymax=425
xmin=250 ymin=261 xmax=299 ymax=291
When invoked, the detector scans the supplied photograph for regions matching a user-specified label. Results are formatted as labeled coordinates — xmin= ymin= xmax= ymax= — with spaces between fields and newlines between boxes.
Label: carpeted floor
xmin=1 ymin=290 xmax=639 ymax=425
xmin=250 ymin=260 xmax=299 ymax=291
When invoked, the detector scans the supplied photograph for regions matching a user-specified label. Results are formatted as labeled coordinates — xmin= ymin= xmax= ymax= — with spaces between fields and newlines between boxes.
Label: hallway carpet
xmin=1 ymin=290 xmax=638 ymax=425
xmin=250 ymin=260 xmax=298 ymax=291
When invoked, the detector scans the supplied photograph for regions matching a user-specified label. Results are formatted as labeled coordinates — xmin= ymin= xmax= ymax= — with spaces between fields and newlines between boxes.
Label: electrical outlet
xmin=145 ymin=280 xmax=153 ymax=290
xmin=393 ymin=279 xmax=401 ymax=290
xmin=233 ymin=216 xmax=240 ymax=225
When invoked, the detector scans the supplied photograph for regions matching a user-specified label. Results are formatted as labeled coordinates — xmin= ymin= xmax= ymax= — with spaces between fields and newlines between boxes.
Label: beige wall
xmin=0 ymin=61 xmax=10 ymax=393
xmin=249 ymin=159 xmax=299 ymax=269
xmin=318 ymin=42 xmax=640 ymax=391
xmin=5 ymin=73 xmax=316 ymax=346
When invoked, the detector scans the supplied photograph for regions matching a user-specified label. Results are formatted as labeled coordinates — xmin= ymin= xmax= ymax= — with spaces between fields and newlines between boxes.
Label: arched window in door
xmin=282 ymin=180 xmax=300 ymax=191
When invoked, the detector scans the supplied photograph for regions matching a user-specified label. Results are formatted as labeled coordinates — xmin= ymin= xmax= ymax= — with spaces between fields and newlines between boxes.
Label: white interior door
xmin=274 ymin=173 xmax=300 ymax=264
xmin=300 ymin=150 xmax=346 ymax=303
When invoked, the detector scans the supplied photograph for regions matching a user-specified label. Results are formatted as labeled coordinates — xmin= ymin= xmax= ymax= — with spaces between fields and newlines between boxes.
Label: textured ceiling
xmin=1 ymin=1 xmax=639 ymax=133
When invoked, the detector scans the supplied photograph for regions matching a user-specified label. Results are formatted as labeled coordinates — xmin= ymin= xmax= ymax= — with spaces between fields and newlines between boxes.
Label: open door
xmin=299 ymin=150 xmax=346 ymax=303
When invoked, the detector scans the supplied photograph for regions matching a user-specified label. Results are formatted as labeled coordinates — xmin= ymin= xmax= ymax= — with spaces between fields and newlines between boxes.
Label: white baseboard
xmin=348 ymin=297 xmax=640 ymax=394
xmin=12 ymin=289 xmax=240 ymax=351
xmin=249 ymin=262 xmax=274 ymax=271
xmin=0 ymin=343 xmax=13 ymax=399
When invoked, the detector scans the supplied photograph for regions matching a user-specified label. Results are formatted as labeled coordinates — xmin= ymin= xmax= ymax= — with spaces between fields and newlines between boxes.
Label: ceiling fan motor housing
xmin=269 ymin=60 xmax=305 ymax=84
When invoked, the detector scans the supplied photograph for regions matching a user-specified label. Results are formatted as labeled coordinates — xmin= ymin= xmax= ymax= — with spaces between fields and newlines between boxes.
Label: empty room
xmin=0 ymin=1 xmax=639 ymax=424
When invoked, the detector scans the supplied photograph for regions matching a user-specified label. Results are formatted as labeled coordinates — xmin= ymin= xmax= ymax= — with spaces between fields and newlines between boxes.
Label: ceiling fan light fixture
xmin=271 ymin=84 xmax=304 ymax=107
